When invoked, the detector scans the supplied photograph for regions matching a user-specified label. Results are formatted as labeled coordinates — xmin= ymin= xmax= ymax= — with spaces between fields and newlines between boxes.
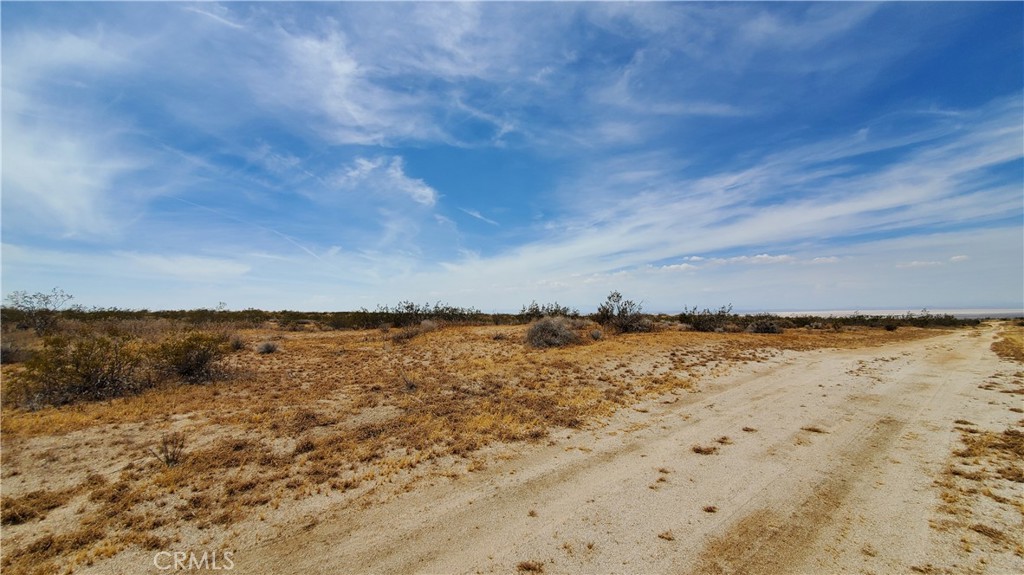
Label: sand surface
xmin=227 ymin=324 xmax=1023 ymax=575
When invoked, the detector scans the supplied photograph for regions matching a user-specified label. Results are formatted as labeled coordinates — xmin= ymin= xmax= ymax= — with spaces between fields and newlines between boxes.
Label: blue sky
xmin=2 ymin=2 xmax=1022 ymax=313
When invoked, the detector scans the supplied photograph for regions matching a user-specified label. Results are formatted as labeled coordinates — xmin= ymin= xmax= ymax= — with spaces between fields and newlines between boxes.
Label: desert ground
xmin=2 ymin=320 xmax=1021 ymax=575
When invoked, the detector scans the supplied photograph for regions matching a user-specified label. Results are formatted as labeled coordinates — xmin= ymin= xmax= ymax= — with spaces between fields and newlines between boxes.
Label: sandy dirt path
xmin=239 ymin=325 xmax=1022 ymax=574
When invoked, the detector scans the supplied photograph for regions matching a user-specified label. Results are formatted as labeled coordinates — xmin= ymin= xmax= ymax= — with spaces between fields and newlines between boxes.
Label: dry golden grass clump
xmin=991 ymin=322 xmax=1024 ymax=363
xmin=517 ymin=560 xmax=545 ymax=573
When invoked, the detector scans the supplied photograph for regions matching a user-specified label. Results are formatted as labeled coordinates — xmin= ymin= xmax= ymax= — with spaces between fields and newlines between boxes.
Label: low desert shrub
xmin=526 ymin=317 xmax=581 ymax=348
xmin=517 ymin=301 xmax=580 ymax=323
xmin=256 ymin=341 xmax=279 ymax=354
xmin=5 ymin=332 xmax=148 ymax=408
xmin=745 ymin=314 xmax=783 ymax=334
xmin=151 ymin=331 xmax=227 ymax=383
xmin=680 ymin=305 xmax=733 ymax=333
xmin=228 ymin=334 xmax=246 ymax=351
xmin=595 ymin=291 xmax=651 ymax=333
xmin=148 ymin=432 xmax=187 ymax=468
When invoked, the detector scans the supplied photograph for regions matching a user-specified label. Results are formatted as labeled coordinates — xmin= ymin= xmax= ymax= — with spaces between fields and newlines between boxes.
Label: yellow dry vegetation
xmin=0 ymin=322 xmax=946 ymax=574
xmin=991 ymin=322 xmax=1024 ymax=363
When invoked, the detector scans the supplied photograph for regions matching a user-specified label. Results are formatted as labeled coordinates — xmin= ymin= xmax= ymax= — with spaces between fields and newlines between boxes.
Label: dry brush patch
xmin=991 ymin=322 xmax=1024 ymax=363
xmin=0 ymin=323 xmax=955 ymax=573
xmin=933 ymin=418 xmax=1024 ymax=562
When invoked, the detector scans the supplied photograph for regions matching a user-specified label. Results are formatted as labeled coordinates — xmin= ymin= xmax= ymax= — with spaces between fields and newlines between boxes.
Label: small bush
xmin=746 ymin=314 xmax=782 ymax=334
xmin=5 ymin=332 xmax=147 ymax=408
xmin=526 ymin=317 xmax=581 ymax=348
xmin=590 ymin=329 xmax=603 ymax=341
xmin=680 ymin=305 xmax=733 ymax=333
xmin=595 ymin=291 xmax=651 ymax=333
xmin=256 ymin=341 xmax=278 ymax=354
xmin=884 ymin=323 xmax=899 ymax=332
xmin=148 ymin=432 xmax=186 ymax=468
xmin=229 ymin=335 xmax=246 ymax=351
xmin=152 ymin=331 xmax=226 ymax=383
xmin=517 ymin=301 xmax=580 ymax=323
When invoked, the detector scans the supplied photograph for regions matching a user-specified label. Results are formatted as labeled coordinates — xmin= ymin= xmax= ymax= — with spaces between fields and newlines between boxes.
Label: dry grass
xmin=970 ymin=523 xmax=1007 ymax=542
xmin=1 ymin=487 xmax=78 ymax=525
xmin=0 ymin=323 xmax=952 ymax=573
xmin=991 ymin=323 xmax=1024 ymax=363
xmin=692 ymin=445 xmax=719 ymax=455
xmin=517 ymin=560 xmax=545 ymax=573
xmin=934 ymin=419 xmax=1024 ymax=562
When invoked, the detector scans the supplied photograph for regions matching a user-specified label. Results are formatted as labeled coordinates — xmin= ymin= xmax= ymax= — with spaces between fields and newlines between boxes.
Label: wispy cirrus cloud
xmin=458 ymin=208 xmax=499 ymax=226
xmin=332 ymin=156 xmax=438 ymax=208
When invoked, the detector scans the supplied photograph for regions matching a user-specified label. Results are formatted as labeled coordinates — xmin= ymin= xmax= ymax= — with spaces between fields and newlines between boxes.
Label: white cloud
xmin=117 ymin=252 xmax=251 ymax=281
xmin=2 ymin=28 xmax=147 ymax=238
xmin=182 ymin=5 xmax=245 ymax=30
xmin=950 ymin=255 xmax=969 ymax=263
xmin=458 ymin=208 xmax=499 ymax=226
xmin=332 ymin=156 xmax=438 ymax=207
xmin=658 ymin=263 xmax=699 ymax=272
xmin=725 ymin=254 xmax=795 ymax=265
xmin=896 ymin=261 xmax=943 ymax=269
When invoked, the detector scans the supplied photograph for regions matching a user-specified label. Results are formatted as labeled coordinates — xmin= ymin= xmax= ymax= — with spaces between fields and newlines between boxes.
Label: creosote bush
xmin=595 ymin=291 xmax=651 ymax=333
xmin=526 ymin=317 xmax=581 ymax=348
xmin=4 ymin=327 xmax=233 ymax=409
xmin=680 ymin=305 xmax=734 ymax=332
xmin=517 ymin=301 xmax=580 ymax=324
xmin=6 ymin=332 xmax=148 ymax=408
xmin=152 ymin=332 xmax=227 ymax=383
xmin=257 ymin=341 xmax=279 ymax=354
xmin=745 ymin=313 xmax=783 ymax=334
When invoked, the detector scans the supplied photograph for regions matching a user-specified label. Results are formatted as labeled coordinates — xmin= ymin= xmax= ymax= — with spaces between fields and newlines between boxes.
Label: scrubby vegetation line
xmin=1 ymin=289 xmax=992 ymax=410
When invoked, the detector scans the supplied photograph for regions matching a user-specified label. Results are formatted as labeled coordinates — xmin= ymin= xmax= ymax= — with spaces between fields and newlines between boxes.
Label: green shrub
xmin=595 ymin=291 xmax=651 ymax=333
xmin=517 ymin=301 xmax=580 ymax=324
xmin=5 ymin=332 xmax=148 ymax=408
xmin=151 ymin=331 xmax=227 ymax=383
xmin=526 ymin=317 xmax=581 ymax=348
xmin=680 ymin=305 xmax=733 ymax=332
xmin=745 ymin=314 xmax=783 ymax=334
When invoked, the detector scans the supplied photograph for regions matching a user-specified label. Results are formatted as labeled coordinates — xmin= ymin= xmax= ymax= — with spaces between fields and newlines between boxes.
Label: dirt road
xmin=241 ymin=325 xmax=1022 ymax=574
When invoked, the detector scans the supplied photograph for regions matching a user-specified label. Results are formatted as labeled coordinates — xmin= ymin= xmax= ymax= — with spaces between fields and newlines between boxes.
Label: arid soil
xmin=2 ymin=322 xmax=1021 ymax=574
